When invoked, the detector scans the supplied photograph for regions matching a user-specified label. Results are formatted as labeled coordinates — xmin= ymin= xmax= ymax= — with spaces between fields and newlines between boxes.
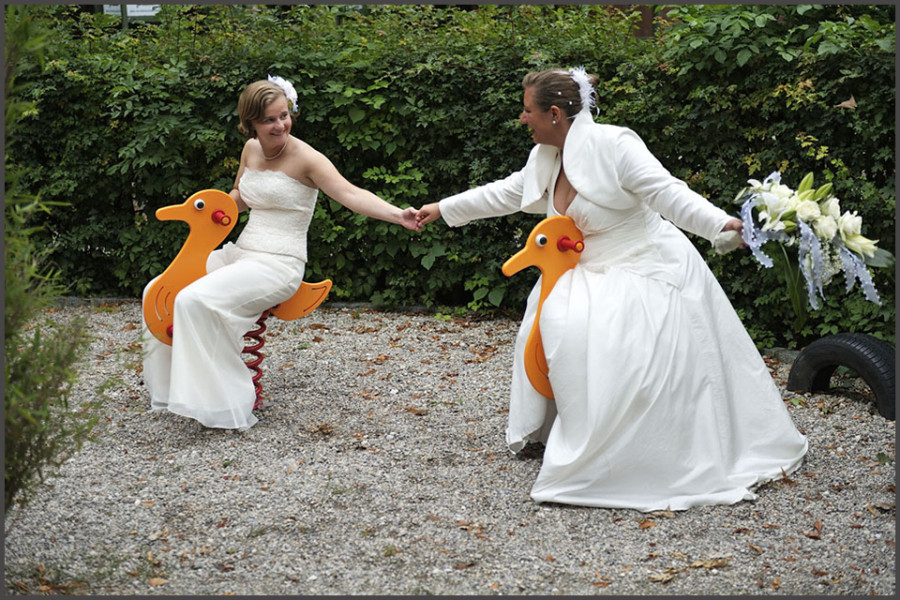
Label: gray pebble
xmin=3 ymin=301 xmax=895 ymax=595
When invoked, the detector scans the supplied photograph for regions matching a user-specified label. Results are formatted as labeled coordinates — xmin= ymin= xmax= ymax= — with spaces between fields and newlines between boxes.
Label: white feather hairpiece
xmin=568 ymin=66 xmax=596 ymax=114
xmin=267 ymin=74 xmax=298 ymax=113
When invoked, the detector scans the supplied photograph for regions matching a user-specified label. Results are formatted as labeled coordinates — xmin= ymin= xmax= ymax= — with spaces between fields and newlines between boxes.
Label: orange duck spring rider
xmin=143 ymin=189 xmax=332 ymax=409
xmin=502 ymin=215 xmax=584 ymax=400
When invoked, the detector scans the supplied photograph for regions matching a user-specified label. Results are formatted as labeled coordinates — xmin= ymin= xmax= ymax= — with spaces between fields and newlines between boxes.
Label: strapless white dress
xmin=141 ymin=169 xmax=317 ymax=430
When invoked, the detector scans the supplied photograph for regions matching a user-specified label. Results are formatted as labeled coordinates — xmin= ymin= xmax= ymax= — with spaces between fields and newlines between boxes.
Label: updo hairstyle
xmin=522 ymin=68 xmax=599 ymax=119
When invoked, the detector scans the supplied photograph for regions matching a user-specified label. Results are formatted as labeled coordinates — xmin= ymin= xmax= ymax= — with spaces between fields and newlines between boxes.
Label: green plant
xmin=4 ymin=4 xmax=100 ymax=519
xmin=612 ymin=4 xmax=895 ymax=347
xmin=6 ymin=4 xmax=894 ymax=349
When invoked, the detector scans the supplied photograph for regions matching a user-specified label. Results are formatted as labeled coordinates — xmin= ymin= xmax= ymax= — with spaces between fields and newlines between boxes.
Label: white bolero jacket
xmin=438 ymin=110 xmax=731 ymax=243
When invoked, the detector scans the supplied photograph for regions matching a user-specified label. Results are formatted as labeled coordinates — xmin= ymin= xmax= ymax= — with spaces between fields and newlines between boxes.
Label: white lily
xmin=843 ymin=233 xmax=878 ymax=258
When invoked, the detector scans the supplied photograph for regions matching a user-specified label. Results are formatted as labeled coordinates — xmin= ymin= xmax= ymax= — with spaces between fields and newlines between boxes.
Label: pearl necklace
xmin=263 ymin=140 xmax=288 ymax=161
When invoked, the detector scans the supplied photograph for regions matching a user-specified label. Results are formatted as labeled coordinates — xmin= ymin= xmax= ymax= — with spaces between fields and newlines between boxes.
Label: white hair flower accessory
xmin=267 ymin=74 xmax=298 ymax=113
xmin=568 ymin=66 xmax=596 ymax=114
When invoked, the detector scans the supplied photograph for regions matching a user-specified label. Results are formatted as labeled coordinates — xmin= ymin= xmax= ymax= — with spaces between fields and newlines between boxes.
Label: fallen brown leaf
xmin=691 ymin=557 xmax=732 ymax=569
xmin=354 ymin=326 xmax=381 ymax=334
xmin=592 ymin=571 xmax=611 ymax=587
xmin=309 ymin=422 xmax=334 ymax=435
xmin=779 ymin=468 xmax=796 ymax=485
xmin=804 ymin=519 xmax=823 ymax=539
xmin=649 ymin=571 xmax=677 ymax=583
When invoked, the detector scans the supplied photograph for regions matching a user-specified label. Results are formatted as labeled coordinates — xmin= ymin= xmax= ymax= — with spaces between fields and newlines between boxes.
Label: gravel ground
xmin=3 ymin=299 xmax=895 ymax=596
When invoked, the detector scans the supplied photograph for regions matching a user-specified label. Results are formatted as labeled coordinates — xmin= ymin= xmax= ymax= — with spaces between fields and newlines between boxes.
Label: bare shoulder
xmin=289 ymin=138 xmax=337 ymax=183
xmin=240 ymin=138 xmax=263 ymax=166
xmin=292 ymin=138 xmax=329 ymax=166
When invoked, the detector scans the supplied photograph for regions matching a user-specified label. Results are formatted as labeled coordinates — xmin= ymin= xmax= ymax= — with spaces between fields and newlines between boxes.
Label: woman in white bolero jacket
xmin=417 ymin=68 xmax=807 ymax=512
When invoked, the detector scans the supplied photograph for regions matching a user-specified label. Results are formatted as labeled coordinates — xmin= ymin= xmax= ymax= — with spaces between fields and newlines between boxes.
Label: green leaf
xmin=864 ymin=248 xmax=895 ymax=269
xmin=348 ymin=106 xmax=366 ymax=123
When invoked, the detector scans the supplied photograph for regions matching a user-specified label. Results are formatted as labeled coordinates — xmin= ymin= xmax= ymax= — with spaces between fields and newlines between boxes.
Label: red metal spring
xmin=243 ymin=310 xmax=271 ymax=410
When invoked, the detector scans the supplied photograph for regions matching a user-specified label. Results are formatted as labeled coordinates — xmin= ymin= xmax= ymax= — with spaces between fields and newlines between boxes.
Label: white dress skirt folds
xmin=142 ymin=169 xmax=317 ymax=430
xmin=438 ymin=110 xmax=808 ymax=511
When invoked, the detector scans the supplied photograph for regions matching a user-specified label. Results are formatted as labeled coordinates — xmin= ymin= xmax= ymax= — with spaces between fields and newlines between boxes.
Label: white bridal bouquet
xmin=733 ymin=171 xmax=893 ymax=326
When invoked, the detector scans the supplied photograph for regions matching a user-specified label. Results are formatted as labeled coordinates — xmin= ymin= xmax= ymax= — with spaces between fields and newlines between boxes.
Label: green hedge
xmin=615 ymin=4 xmax=895 ymax=348
xmin=8 ymin=4 xmax=894 ymax=348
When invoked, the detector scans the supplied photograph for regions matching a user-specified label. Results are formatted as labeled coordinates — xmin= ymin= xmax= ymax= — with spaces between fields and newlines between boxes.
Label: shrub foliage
xmin=7 ymin=4 xmax=894 ymax=348
xmin=5 ymin=4 xmax=100 ymax=517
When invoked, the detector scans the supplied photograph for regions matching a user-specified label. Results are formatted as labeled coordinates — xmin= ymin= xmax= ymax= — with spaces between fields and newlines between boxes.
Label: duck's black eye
xmin=193 ymin=199 xmax=206 ymax=210
xmin=536 ymin=234 xmax=548 ymax=247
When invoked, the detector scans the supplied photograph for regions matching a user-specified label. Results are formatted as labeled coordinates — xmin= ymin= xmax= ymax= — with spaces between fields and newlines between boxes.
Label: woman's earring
xmin=552 ymin=120 xmax=557 ymax=125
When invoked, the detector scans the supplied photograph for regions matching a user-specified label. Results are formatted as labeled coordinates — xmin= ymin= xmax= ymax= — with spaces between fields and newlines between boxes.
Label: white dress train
xmin=438 ymin=112 xmax=808 ymax=511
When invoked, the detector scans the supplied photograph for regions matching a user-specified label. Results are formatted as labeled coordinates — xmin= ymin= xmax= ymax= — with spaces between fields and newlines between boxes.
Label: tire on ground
xmin=786 ymin=332 xmax=895 ymax=420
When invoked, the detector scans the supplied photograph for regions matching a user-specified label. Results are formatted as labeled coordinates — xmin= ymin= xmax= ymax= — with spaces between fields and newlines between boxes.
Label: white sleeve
xmin=438 ymin=169 xmax=525 ymax=227
xmin=616 ymin=131 xmax=730 ymax=242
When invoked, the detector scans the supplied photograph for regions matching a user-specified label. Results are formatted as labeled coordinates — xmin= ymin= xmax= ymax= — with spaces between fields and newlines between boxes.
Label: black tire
xmin=787 ymin=333 xmax=895 ymax=420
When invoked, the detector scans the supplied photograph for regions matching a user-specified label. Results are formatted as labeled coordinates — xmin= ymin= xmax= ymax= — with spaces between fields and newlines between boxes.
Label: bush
xmin=600 ymin=4 xmax=895 ymax=346
xmin=4 ymin=4 xmax=100 ymax=519
xmin=7 ymin=4 xmax=894 ymax=348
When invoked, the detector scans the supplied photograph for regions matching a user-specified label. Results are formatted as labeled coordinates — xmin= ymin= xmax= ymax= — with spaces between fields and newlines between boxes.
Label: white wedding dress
xmin=142 ymin=169 xmax=316 ymax=430
xmin=441 ymin=147 xmax=808 ymax=511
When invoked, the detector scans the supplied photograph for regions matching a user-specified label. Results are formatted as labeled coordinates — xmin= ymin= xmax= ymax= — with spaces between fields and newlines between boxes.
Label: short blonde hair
xmin=237 ymin=80 xmax=287 ymax=138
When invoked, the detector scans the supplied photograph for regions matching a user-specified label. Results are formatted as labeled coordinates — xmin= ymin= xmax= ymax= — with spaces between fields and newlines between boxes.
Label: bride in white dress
xmin=142 ymin=76 xmax=420 ymax=431
xmin=417 ymin=68 xmax=807 ymax=511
